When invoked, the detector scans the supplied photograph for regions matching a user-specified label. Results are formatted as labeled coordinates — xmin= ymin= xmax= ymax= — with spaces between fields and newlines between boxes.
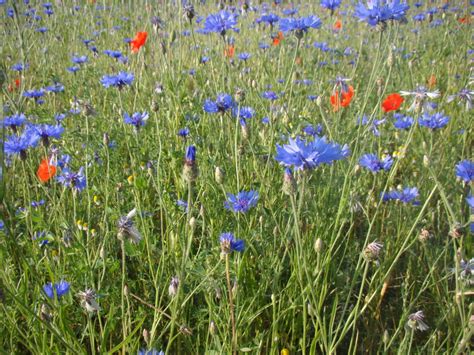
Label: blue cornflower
xmin=4 ymin=131 xmax=39 ymax=158
xmin=257 ymin=13 xmax=279 ymax=27
xmin=382 ymin=187 xmax=420 ymax=205
xmin=178 ymin=127 xmax=190 ymax=138
xmin=302 ymin=124 xmax=323 ymax=137
xmin=279 ymin=16 xmax=322 ymax=37
xmin=28 ymin=124 xmax=64 ymax=146
xmin=103 ymin=50 xmax=123 ymax=59
xmin=2 ymin=113 xmax=26 ymax=131
xmin=202 ymin=11 xmax=239 ymax=36
xmin=232 ymin=106 xmax=255 ymax=120
xmin=0 ymin=220 xmax=4 ymax=230
xmin=23 ymin=89 xmax=45 ymax=104
xmin=354 ymin=0 xmax=410 ymax=27
xmin=101 ymin=71 xmax=134 ymax=89
xmin=203 ymin=93 xmax=235 ymax=113
xmin=275 ymin=136 xmax=350 ymax=171
xmin=418 ymin=112 xmax=449 ymax=130
xmin=259 ymin=42 xmax=270 ymax=50
xmin=11 ymin=63 xmax=28 ymax=72
xmin=262 ymin=91 xmax=278 ymax=100
xmin=56 ymin=167 xmax=87 ymax=192
xmin=185 ymin=145 xmax=196 ymax=163
xmin=359 ymin=153 xmax=393 ymax=173
xmin=54 ymin=113 xmax=67 ymax=122
xmin=57 ymin=154 xmax=71 ymax=169
xmin=238 ymin=52 xmax=251 ymax=61
xmin=45 ymin=82 xmax=64 ymax=93
xmin=123 ymin=112 xmax=149 ymax=130
xmin=43 ymin=280 xmax=70 ymax=299
xmin=413 ymin=12 xmax=425 ymax=21
xmin=282 ymin=7 xmax=299 ymax=16
xmin=72 ymin=55 xmax=88 ymax=64
xmin=225 ymin=191 xmax=259 ymax=213
xmin=320 ymin=0 xmax=342 ymax=12
xmin=358 ymin=115 xmax=386 ymax=136
xmin=455 ymin=160 xmax=473 ymax=183
xmin=177 ymin=199 xmax=188 ymax=212
xmin=67 ymin=66 xmax=80 ymax=73
xmin=200 ymin=56 xmax=210 ymax=64
xmin=393 ymin=113 xmax=414 ymax=130
xmin=36 ymin=27 xmax=48 ymax=33
xmin=219 ymin=232 xmax=245 ymax=254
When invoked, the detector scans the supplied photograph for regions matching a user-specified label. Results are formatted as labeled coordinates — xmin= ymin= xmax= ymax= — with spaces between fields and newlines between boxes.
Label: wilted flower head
xmin=400 ymin=86 xmax=440 ymax=112
xmin=363 ymin=241 xmax=383 ymax=261
xmin=447 ymin=88 xmax=473 ymax=111
xmin=168 ymin=276 xmax=179 ymax=296
xmin=219 ymin=232 xmax=245 ymax=254
xmin=407 ymin=311 xmax=429 ymax=331
xmin=77 ymin=289 xmax=100 ymax=312
xmin=183 ymin=4 xmax=195 ymax=22
xmin=457 ymin=258 xmax=474 ymax=285
xmin=117 ymin=208 xmax=142 ymax=243
xmin=225 ymin=191 xmax=259 ymax=213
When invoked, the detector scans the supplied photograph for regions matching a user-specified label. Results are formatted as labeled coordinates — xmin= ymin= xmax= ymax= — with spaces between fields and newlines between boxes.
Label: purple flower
xmin=455 ymin=160 xmax=473 ymax=183
xmin=232 ymin=106 xmax=255 ymax=120
xmin=359 ymin=153 xmax=393 ymax=173
xmin=23 ymin=89 xmax=45 ymax=104
xmin=275 ymin=136 xmax=350 ymax=171
xmin=72 ymin=55 xmax=88 ymax=64
xmin=257 ymin=13 xmax=279 ymax=27
xmin=45 ymin=82 xmax=65 ymax=93
xmin=219 ymin=232 xmax=245 ymax=253
xmin=185 ymin=145 xmax=196 ymax=163
xmin=178 ymin=127 xmax=190 ymax=138
xmin=28 ymin=124 xmax=64 ymax=146
xmin=225 ymin=190 xmax=259 ymax=213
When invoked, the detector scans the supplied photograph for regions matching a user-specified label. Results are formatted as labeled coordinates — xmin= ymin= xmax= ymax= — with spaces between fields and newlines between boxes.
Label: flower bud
xmin=215 ymin=166 xmax=225 ymax=185
xmin=314 ymin=238 xmax=323 ymax=253
xmin=282 ymin=168 xmax=296 ymax=196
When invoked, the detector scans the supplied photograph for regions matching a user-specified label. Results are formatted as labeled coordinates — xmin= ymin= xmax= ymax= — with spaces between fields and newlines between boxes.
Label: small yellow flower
xmin=127 ymin=174 xmax=136 ymax=184
xmin=281 ymin=348 xmax=290 ymax=355
xmin=90 ymin=229 xmax=96 ymax=236
xmin=93 ymin=195 xmax=100 ymax=205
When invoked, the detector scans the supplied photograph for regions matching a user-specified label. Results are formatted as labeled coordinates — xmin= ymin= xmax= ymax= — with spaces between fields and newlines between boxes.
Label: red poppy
xmin=7 ymin=78 xmax=21 ymax=92
xmin=330 ymin=85 xmax=354 ymax=112
xmin=130 ymin=31 xmax=148 ymax=53
xmin=382 ymin=93 xmax=404 ymax=113
xmin=37 ymin=158 xmax=56 ymax=183
xmin=272 ymin=31 xmax=284 ymax=46
xmin=333 ymin=19 xmax=342 ymax=31
xmin=224 ymin=44 xmax=235 ymax=58
xmin=458 ymin=17 xmax=470 ymax=24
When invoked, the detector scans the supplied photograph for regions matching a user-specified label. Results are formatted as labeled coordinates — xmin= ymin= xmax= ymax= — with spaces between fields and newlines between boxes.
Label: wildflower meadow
xmin=1 ymin=0 xmax=473 ymax=353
